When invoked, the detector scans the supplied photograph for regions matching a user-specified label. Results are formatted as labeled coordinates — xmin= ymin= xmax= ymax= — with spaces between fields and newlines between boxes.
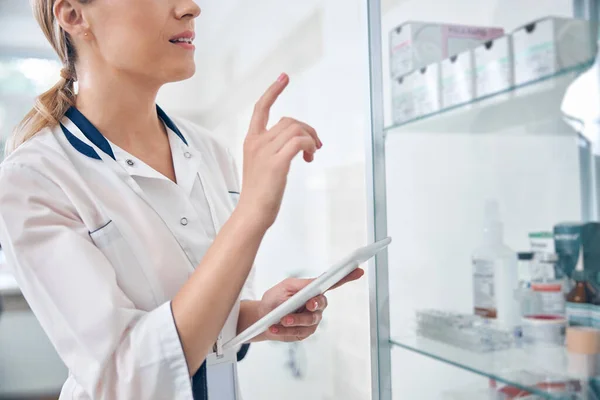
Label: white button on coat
xmin=0 ymin=106 xmax=254 ymax=399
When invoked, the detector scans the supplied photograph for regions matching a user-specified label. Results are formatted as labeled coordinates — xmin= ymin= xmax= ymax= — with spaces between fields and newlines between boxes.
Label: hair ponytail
xmin=7 ymin=69 xmax=76 ymax=154
xmin=6 ymin=0 xmax=82 ymax=155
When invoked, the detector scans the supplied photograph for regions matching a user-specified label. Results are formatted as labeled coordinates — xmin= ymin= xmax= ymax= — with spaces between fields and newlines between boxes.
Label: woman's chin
xmin=166 ymin=63 xmax=196 ymax=83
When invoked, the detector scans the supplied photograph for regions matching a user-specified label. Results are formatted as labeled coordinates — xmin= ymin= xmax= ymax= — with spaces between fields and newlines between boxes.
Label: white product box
xmin=441 ymin=50 xmax=475 ymax=108
xmin=412 ymin=64 xmax=441 ymax=117
xmin=512 ymin=17 xmax=593 ymax=86
xmin=389 ymin=22 xmax=504 ymax=78
xmin=474 ymin=35 xmax=514 ymax=98
xmin=391 ymin=74 xmax=415 ymax=124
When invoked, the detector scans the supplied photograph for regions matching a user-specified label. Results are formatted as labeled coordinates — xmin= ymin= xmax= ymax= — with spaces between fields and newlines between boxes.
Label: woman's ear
xmin=54 ymin=0 xmax=90 ymax=38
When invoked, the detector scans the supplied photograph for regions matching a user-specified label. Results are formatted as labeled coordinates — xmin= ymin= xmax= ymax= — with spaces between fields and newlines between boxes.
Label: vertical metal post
xmin=365 ymin=0 xmax=392 ymax=399
xmin=574 ymin=0 xmax=599 ymax=35
xmin=573 ymin=0 xmax=600 ymax=221
xmin=578 ymin=134 xmax=597 ymax=221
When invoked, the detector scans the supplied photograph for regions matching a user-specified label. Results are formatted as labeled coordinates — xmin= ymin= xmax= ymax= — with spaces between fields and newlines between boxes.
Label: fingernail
xmin=277 ymin=73 xmax=287 ymax=82
xmin=313 ymin=300 xmax=319 ymax=310
xmin=270 ymin=326 xmax=279 ymax=334
xmin=286 ymin=317 xmax=294 ymax=325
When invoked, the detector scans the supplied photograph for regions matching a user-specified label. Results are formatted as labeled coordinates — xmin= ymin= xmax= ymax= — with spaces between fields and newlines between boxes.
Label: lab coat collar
xmin=61 ymin=105 xmax=188 ymax=161
xmin=107 ymin=127 xmax=201 ymax=186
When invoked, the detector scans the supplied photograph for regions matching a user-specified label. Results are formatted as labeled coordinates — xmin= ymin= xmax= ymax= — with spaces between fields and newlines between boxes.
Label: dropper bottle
xmin=567 ymin=246 xmax=589 ymax=304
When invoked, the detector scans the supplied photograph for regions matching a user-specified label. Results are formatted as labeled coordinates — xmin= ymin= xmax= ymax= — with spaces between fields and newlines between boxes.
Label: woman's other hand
xmin=257 ymin=268 xmax=364 ymax=342
xmin=237 ymin=73 xmax=322 ymax=232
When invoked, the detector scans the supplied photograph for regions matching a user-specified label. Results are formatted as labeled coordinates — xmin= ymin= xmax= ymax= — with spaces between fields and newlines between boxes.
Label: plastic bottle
xmin=472 ymin=201 xmax=520 ymax=328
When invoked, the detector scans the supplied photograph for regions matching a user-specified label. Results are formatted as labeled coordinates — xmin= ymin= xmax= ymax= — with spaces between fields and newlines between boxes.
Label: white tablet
xmin=223 ymin=237 xmax=392 ymax=351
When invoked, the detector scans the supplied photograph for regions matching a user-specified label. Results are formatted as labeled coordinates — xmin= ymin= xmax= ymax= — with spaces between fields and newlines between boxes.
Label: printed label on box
xmin=392 ymin=75 xmax=415 ymax=124
xmin=478 ymin=57 xmax=511 ymax=97
xmin=442 ymin=55 xmax=474 ymax=108
xmin=513 ymin=21 xmax=556 ymax=85
xmin=390 ymin=26 xmax=413 ymax=78
xmin=474 ymin=36 xmax=513 ymax=98
xmin=412 ymin=66 xmax=440 ymax=116
xmin=391 ymin=41 xmax=413 ymax=78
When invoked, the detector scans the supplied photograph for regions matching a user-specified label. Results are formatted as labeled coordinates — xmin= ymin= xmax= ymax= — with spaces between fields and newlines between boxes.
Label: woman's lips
xmin=169 ymin=31 xmax=195 ymax=50
xmin=169 ymin=39 xmax=195 ymax=50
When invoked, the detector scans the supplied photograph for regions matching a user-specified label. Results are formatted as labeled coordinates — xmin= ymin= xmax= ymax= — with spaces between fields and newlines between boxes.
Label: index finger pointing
xmin=249 ymin=73 xmax=290 ymax=134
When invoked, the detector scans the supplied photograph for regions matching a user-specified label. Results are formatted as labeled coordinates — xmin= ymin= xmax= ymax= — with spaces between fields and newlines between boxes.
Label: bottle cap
xmin=518 ymin=252 xmax=534 ymax=261
xmin=531 ymin=282 xmax=562 ymax=292
xmin=482 ymin=200 xmax=503 ymax=240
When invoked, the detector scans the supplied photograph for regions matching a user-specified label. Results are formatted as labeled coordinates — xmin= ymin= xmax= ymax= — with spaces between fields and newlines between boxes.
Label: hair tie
xmin=60 ymin=67 xmax=73 ymax=82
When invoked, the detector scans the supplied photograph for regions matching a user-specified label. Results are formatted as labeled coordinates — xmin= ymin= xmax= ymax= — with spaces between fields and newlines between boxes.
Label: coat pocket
xmin=228 ymin=191 xmax=240 ymax=208
xmin=89 ymin=221 xmax=158 ymax=309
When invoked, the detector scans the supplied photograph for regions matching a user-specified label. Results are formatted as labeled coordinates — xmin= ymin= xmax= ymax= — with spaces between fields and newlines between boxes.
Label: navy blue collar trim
xmin=62 ymin=105 xmax=188 ymax=160
xmin=157 ymin=105 xmax=188 ymax=146
xmin=60 ymin=123 xmax=102 ymax=160
xmin=65 ymin=107 xmax=115 ymax=160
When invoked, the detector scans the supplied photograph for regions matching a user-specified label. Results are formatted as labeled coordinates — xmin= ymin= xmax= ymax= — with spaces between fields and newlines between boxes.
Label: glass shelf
xmin=385 ymin=60 xmax=595 ymax=136
xmin=390 ymin=333 xmax=599 ymax=399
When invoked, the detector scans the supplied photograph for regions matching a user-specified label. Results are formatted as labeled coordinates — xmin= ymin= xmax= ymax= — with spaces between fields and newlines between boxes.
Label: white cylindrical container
xmin=522 ymin=315 xmax=566 ymax=345
xmin=529 ymin=281 xmax=565 ymax=316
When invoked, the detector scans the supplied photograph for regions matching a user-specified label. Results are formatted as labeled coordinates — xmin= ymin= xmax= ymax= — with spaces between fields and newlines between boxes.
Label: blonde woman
xmin=0 ymin=1 xmax=363 ymax=399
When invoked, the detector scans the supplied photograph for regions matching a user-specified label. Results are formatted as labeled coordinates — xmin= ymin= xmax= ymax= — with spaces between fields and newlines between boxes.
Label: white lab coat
xmin=0 ymin=106 xmax=254 ymax=399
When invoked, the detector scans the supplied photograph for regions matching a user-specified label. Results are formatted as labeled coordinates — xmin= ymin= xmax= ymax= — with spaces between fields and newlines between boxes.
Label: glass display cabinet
xmin=366 ymin=0 xmax=600 ymax=398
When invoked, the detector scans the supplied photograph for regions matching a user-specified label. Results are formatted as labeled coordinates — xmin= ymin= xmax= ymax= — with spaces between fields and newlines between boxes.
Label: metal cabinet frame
xmin=365 ymin=1 xmax=600 ymax=399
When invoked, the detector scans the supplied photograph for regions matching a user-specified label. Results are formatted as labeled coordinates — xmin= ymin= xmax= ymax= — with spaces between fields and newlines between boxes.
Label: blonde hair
xmin=7 ymin=0 xmax=87 ymax=154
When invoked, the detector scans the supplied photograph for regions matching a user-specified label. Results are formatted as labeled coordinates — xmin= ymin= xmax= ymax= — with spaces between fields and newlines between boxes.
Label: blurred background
xmin=0 ymin=0 xmax=373 ymax=399
xmin=1 ymin=0 xmax=598 ymax=399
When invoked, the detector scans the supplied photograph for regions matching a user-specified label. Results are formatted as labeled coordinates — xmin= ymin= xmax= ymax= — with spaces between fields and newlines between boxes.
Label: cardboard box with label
xmin=512 ymin=17 xmax=593 ymax=86
xmin=391 ymin=74 xmax=415 ymax=124
xmin=441 ymin=50 xmax=475 ymax=108
xmin=474 ymin=35 xmax=514 ymax=98
xmin=389 ymin=22 xmax=504 ymax=78
xmin=412 ymin=64 xmax=441 ymax=117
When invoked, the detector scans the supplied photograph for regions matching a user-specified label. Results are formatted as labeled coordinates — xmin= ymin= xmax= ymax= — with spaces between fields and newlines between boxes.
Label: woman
xmin=0 ymin=0 xmax=363 ymax=399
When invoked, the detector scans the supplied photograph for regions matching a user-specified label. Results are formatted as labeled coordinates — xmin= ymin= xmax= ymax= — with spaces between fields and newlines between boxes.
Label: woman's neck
xmin=74 ymin=66 xmax=164 ymax=148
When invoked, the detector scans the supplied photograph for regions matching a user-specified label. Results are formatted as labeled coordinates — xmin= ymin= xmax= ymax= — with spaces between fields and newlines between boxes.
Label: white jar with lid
xmin=529 ymin=281 xmax=566 ymax=316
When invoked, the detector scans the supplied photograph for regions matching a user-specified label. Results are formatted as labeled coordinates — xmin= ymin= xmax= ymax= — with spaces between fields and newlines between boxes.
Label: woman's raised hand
xmin=237 ymin=73 xmax=322 ymax=231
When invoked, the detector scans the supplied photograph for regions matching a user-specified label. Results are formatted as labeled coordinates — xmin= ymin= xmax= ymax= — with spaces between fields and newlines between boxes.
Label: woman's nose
xmin=175 ymin=0 xmax=201 ymax=20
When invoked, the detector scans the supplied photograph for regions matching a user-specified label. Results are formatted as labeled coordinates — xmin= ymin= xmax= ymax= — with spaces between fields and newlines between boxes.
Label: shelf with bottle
xmin=389 ymin=332 xmax=595 ymax=399
xmin=384 ymin=16 xmax=596 ymax=137
xmin=388 ymin=217 xmax=600 ymax=399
